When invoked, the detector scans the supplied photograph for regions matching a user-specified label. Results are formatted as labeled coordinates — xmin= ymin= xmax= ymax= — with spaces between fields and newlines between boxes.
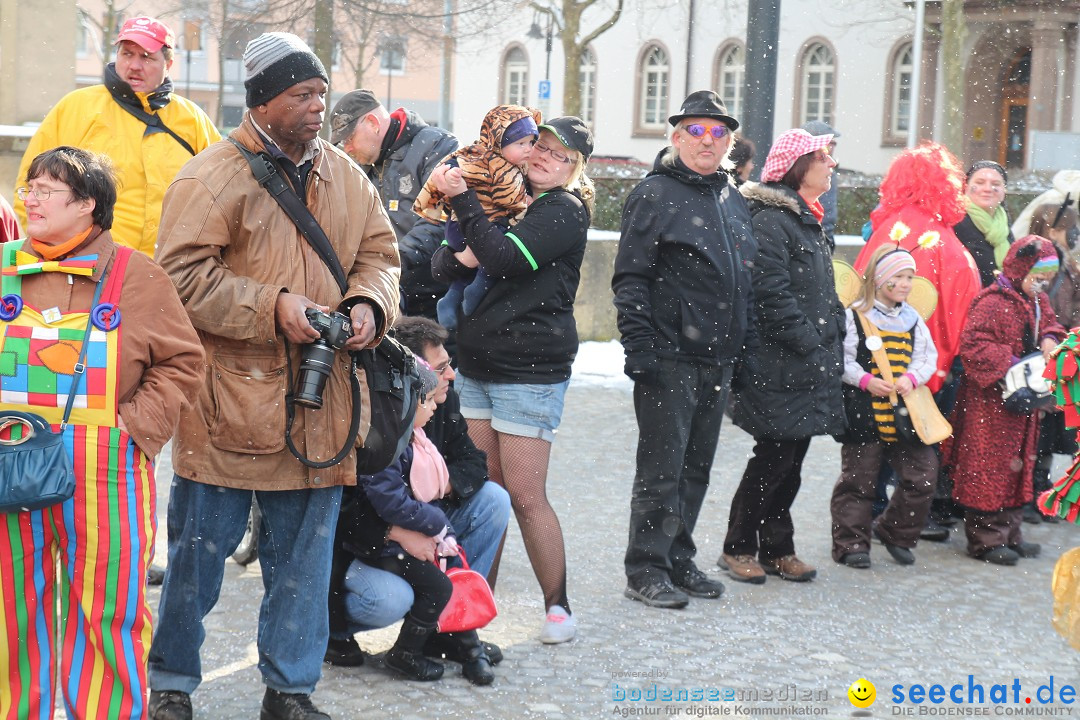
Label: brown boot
xmin=761 ymin=555 xmax=817 ymax=582
xmin=718 ymin=553 xmax=766 ymax=584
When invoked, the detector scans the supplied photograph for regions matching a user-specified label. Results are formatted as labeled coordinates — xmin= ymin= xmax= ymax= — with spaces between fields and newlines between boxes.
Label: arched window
xmin=887 ymin=41 xmax=914 ymax=140
xmin=579 ymin=46 xmax=597 ymax=127
xmin=501 ymin=46 xmax=529 ymax=106
xmin=799 ymin=41 xmax=835 ymax=125
xmin=635 ymin=43 xmax=670 ymax=134
xmin=714 ymin=41 xmax=745 ymax=120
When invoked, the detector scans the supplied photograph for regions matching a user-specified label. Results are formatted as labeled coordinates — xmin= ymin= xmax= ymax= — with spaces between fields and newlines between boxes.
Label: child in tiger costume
xmin=413 ymin=104 xmax=541 ymax=329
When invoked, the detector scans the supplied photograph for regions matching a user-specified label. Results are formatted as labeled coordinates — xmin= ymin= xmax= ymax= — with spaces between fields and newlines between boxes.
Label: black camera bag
xmin=353 ymin=336 xmax=424 ymax=475
xmin=231 ymin=137 xmax=421 ymax=473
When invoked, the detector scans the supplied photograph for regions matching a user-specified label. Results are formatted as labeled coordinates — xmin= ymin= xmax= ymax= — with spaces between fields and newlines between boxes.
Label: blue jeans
xmin=148 ymin=476 xmax=342 ymax=695
xmin=335 ymin=481 xmax=510 ymax=635
xmin=458 ymin=376 xmax=570 ymax=442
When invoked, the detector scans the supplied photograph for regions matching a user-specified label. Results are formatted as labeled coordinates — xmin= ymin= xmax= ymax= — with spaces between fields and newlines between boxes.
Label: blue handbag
xmin=0 ymin=267 xmax=106 ymax=513
xmin=0 ymin=411 xmax=76 ymax=512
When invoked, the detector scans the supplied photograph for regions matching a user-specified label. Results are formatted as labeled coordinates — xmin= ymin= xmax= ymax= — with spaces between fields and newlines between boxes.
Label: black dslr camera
xmin=294 ymin=308 xmax=353 ymax=409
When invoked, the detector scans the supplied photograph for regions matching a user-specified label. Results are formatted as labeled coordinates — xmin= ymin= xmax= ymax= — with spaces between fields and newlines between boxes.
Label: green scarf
xmin=965 ymin=196 xmax=1010 ymax=268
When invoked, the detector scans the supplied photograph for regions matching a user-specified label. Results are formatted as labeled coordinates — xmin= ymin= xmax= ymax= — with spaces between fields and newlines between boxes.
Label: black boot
xmin=384 ymin=617 xmax=444 ymax=681
xmin=424 ymin=632 xmax=504 ymax=665
xmin=260 ymin=688 xmax=330 ymax=720
xmin=448 ymin=630 xmax=495 ymax=686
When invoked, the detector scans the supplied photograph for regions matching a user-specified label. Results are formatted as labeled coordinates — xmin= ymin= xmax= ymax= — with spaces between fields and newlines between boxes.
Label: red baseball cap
xmin=114 ymin=16 xmax=175 ymax=53
xmin=760 ymin=129 xmax=833 ymax=183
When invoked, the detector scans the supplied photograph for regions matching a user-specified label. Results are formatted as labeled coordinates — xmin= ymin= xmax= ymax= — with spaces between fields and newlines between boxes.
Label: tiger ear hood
xmin=479 ymin=105 xmax=543 ymax=148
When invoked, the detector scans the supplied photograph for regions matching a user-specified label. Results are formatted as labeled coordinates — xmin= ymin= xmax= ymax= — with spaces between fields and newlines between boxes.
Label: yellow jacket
xmin=14 ymin=83 xmax=220 ymax=256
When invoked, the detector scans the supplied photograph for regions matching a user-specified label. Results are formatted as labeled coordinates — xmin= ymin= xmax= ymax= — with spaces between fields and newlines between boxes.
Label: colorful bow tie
xmin=3 ymin=251 xmax=97 ymax=277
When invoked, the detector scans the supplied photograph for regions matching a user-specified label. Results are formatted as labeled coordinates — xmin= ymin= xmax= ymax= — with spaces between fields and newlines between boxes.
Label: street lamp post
xmin=527 ymin=14 xmax=554 ymax=113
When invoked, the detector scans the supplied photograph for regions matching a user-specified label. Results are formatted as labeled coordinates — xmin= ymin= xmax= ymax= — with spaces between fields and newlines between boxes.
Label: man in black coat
xmin=613 ymin=90 xmax=758 ymax=609
xmin=331 ymin=91 xmax=459 ymax=320
xmin=325 ymin=316 xmax=509 ymax=665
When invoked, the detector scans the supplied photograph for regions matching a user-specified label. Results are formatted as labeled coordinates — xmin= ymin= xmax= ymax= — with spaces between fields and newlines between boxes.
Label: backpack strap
xmin=227 ymin=137 xmax=349 ymax=295
xmin=108 ymin=93 xmax=196 ymax=156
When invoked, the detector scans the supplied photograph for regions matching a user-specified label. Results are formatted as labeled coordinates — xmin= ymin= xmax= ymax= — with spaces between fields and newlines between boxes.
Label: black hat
xmin=330 ymin=89 xmax=382 ymax=145
xmin=668 ymin=90 xmax=739 ymax=130
xmin=538 ymin=116 xmax=594 ymax=161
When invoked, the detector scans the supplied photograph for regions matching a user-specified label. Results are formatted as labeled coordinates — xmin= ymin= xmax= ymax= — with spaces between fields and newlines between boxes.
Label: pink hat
xmin=760 ymin=129 xmax=833 ymax=183
xmin=114 ymin=16 xmax=175 ymax=53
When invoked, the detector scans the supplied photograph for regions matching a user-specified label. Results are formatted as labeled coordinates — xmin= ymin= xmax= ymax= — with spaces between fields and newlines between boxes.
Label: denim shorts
xmin=457 ymin=376 xmax=570 ymax=443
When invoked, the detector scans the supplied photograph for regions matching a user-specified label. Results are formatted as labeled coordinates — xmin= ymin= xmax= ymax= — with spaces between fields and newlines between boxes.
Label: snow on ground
xmin=571 ymin=340 xmax=632 ymax=389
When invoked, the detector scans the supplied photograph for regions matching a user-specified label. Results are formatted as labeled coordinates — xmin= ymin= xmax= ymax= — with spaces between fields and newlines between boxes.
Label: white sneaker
xmin=539 ymin=605 xmax=576 ymax=644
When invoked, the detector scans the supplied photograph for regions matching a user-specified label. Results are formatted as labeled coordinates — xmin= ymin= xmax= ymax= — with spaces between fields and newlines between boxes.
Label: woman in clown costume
xmin=0 ymin=147 xmax=203 ymax=719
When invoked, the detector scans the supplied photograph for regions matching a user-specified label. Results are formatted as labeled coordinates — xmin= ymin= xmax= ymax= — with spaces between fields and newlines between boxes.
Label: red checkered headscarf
xmin=760 ymin=129 xmax=833 ymax=183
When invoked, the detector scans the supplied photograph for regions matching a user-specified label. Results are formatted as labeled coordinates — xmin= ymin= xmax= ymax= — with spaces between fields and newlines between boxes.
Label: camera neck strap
xmin=228 ymin=137 xmax=349 ymax=295
xmin=229 ymin=137 xmax=361 ymax=469
xmin=282 ymin=338 xmax=364 ymax=469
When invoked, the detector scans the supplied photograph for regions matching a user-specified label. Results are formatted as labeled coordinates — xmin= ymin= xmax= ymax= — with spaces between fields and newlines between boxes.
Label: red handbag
xmin=436 ymin=548 xmax=498 ymax=633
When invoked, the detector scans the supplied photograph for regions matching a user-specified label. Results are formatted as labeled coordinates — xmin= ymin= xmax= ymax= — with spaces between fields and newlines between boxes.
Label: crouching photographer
xmin=147 ymin=33 xmax=399 ymax=720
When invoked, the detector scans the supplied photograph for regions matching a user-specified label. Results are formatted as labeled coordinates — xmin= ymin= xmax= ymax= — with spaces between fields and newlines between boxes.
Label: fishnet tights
xmin=467 ymin=418 xmax=570 ymax=613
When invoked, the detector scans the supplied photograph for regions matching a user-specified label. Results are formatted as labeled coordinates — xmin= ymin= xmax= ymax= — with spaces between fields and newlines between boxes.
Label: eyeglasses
xmin=683 ymin=123 xmax=729 ymax=140
xmin=432 ymin=360 xmax=453 ymax=376
xmin=534 ymin=142 xmax=574 ymax=165
xmin=16 ymin=187 xmax=72 ymax=202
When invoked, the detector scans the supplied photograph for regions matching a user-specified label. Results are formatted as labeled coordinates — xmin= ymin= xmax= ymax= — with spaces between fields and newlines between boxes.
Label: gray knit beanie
xmin=243 ymin=32 xmax=328 ymax=108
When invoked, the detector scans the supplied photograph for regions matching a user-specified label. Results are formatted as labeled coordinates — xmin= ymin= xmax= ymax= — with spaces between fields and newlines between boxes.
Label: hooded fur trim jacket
xmin=730 ymin=181 xmax=847 ymax=440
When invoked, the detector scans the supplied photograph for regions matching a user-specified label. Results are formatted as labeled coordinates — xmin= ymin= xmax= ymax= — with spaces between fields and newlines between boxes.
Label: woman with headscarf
xmin=954 ymin=160 xmax=1013 ymax=288
xmin=720 ymin=128 xmax=846 ymax=585
xmin=943 ymin=236 xmax=1066 ymax=565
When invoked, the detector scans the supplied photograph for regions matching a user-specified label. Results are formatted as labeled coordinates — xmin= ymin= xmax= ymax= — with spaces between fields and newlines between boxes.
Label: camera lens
xmin=295 ymin=340 xmax=336 ymax=409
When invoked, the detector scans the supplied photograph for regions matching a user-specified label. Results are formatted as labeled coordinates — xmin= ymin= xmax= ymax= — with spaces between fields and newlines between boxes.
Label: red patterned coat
xmin=943 ymin=279 xmax=1065 ymax=512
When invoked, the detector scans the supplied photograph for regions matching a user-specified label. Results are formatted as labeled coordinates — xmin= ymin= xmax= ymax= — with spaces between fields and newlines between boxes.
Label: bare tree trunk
xmin=100 ymin=2 xmax=119 ymax=62
xmin=561 ymin=38 xmax=581 ymax=118
xmin=541 ymin=0 xmax=622 ymax=119
xmin=939 ymin=0 xmax=966 ymax=157
xmin=313 ymin=0 xmax=335 ymax=111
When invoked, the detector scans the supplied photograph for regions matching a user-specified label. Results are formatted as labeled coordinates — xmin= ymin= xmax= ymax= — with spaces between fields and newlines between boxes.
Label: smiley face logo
xmin=848 ymin=678 xmax=876 ymax=708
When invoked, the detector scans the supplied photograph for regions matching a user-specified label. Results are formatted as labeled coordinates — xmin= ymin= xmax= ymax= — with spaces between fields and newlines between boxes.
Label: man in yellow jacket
xmin=14 ymin=16 xmax=220 ymax=257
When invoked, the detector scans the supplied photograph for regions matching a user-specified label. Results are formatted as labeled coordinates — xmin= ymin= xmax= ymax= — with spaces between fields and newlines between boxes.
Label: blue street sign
xmin=538 ymin=80 xmax=551 ymax=100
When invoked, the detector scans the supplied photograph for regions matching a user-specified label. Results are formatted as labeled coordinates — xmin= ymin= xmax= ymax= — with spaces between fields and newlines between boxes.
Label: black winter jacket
xmin=612 ymin=149 xmax=758 ymax=365
xmin=432 ymin=187 xmax=588 ymax=383
xmin=954 ymin=214 xmax=1013 ymax=288
xmin=370 ymin=110 xmax=460 ymax=317
xmin=730 ymin=182 xmax=846 ymax=440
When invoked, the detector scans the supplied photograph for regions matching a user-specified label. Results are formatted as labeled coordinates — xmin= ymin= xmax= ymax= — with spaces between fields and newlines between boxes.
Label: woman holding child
xmin=430 ymin=115 xmax=594 ymax=644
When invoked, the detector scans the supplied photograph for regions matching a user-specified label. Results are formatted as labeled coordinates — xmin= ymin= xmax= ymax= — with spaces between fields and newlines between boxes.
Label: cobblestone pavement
xmin=150 ymin=369 xmax=1080 ymax=720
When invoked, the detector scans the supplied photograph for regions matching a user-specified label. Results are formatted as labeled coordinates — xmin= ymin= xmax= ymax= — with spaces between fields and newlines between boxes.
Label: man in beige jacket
xmin=147 ymin=33 xmax=399 ymax=720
